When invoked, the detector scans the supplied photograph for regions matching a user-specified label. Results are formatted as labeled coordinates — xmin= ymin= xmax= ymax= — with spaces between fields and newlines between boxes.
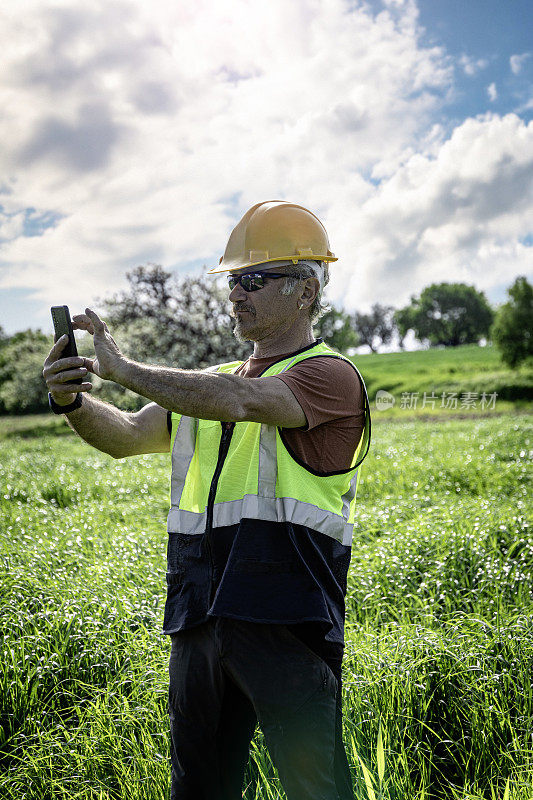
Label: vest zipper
xmin=205 ymin=421 xmax=235 ymax=604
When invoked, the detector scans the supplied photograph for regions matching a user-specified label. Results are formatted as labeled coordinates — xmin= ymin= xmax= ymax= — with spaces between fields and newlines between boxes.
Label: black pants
xmin=168 ymin=617 xmax=354 ymax=800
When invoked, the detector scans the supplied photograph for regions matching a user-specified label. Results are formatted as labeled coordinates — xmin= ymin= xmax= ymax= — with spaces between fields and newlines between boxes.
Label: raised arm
xmin=68 ymin=309 xmax=307 ymax=428
xmin=43 ymin=336 xmax=170 ymax=458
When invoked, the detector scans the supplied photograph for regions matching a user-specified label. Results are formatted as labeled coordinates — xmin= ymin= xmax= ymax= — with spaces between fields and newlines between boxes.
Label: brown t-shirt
xmin=234 ymin=348 xmax=365 ymax=473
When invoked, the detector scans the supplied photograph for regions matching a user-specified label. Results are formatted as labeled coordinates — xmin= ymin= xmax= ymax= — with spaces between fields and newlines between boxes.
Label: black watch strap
xmin=48 ymin=392 xmax=83 ymax=415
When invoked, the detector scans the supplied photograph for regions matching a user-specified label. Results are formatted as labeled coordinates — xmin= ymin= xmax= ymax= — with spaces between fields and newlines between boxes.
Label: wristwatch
xmin=48 ymin=392 xmax=83 ymax=414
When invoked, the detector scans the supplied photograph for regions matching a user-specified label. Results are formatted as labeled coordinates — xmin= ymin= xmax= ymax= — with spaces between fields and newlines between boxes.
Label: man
xmin=43 ymin=200 xmax=370 ymax=800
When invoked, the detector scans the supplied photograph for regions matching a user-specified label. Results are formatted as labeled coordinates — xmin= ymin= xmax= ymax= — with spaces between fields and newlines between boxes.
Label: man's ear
xmin=299 ymin=277 xmax=319 ymax=309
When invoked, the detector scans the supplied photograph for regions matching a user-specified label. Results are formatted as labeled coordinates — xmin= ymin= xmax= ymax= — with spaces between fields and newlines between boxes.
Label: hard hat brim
xmin=207 ymin=254 xmax=338 ymax=275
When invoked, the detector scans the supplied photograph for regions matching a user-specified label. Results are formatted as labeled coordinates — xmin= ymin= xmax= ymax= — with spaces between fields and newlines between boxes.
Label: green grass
xmin=0 ymin=413 xmax=71 ymax=438
xmin=1 ymin=414 xmax=532 ymax=799
xmin=351 ymin=344 xmax=533 ymax=418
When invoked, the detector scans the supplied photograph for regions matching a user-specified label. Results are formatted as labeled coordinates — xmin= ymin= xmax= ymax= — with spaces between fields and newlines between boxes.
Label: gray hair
xmin=278 ymin=260 xmax=330 ymax=322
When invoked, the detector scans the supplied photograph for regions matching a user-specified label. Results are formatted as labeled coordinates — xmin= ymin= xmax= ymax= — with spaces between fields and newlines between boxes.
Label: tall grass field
xmin=352 ymin=343 xmax=533 ymax=416
xmin=1 ymin=382 xmax=532 ymax=795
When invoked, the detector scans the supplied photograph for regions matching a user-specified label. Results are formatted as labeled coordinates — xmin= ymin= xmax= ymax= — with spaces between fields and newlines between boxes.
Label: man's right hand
xmin=42 ymin=335 xmax=93 ymax=406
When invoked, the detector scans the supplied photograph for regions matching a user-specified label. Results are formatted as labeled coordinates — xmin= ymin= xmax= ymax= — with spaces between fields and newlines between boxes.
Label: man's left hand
xmin=72 ymin=308 xmax=125 ymax=382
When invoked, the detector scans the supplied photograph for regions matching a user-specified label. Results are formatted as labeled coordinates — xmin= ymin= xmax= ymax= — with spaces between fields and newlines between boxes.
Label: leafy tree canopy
xmin=101 ymin=264 xmax=250 ymax=370
xmin=353 ymin=304 xmax=394 ymax=353
xmin=0 ymin=329 xmax=52 ymax=413
xmin=394 ymin=282 xmax=493 ymax=347
xmin=314 ymin=307 xmax=358 ymax=353
xmin=491 ymin=276 xmax=533 ymax=368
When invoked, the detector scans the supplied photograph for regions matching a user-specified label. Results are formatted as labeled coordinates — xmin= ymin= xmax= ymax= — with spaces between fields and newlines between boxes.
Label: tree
xmin=102 ymin=264 xmax=174 ymax=325
xmin=353 ymin=303 xmax=394 ymax=353
xmin=395 ymin=283 xmax=493 ymax=347
xmin=100 ymin=264 xmax=250 ymax=369
xmin=491 ymin=276 xmax=533 ymax=368
xmin=0 ymin=329 xmax=52 ymax=413
xmin=313 ymin=307 xmax=358 ymax=353
xmin=392 ymin=307 xmax=410 ymax=350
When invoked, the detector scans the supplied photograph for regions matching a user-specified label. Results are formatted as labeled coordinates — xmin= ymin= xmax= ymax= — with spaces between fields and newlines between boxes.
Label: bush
xmin=491 ymin=276 xmax=533 ymax=368
xmin=0 ymin=330 xmax=52 ymax=414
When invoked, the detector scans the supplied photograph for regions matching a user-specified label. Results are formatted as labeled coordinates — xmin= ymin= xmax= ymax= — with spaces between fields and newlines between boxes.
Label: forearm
xmin=61 ymin=393 xmax=139 ymax=458
xmin=114 ymin=360 xmax=245 ymax=421
xmin=61 ymin=308 xmax=305 ymax=426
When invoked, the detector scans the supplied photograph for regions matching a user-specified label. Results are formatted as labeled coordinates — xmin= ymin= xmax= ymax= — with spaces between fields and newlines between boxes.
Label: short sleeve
xmin=274 ymin=357 xmax=363 ymax=431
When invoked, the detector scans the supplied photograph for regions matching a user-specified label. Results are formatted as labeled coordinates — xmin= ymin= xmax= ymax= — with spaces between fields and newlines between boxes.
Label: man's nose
xmin=229 ymin=281 xmax=247 ymax=302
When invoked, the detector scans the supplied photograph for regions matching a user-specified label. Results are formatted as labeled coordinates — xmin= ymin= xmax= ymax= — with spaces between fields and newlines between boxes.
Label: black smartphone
xmin=50 ymin=305 xmax=82 ymax=384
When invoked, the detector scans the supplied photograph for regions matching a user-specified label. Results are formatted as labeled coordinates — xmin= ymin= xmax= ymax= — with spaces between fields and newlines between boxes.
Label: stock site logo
xmin=375 ymin=390 xmax=395 ymax=411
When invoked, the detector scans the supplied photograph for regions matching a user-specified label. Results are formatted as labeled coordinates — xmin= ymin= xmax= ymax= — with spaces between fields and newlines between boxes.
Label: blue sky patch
xmin=23 ymin=208 xmax=66 ymax=237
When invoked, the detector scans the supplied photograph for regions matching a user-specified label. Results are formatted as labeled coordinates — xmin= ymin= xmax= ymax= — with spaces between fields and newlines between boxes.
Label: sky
xmin=0 ymin=0 xmax=532 ymax=336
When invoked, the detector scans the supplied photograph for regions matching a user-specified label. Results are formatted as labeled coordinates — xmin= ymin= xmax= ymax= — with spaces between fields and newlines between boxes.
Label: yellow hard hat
xmin=207 ymin=200 xmax=337 ymax=274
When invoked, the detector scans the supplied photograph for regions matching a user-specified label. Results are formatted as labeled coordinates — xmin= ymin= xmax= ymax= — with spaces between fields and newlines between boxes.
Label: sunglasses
xmin=228 ymin=271 xmax=302 ymax=292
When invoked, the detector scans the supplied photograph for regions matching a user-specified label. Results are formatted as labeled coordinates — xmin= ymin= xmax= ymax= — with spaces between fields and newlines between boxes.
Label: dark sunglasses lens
xmin=242 ymin=274 xmax=264 ymax=291
xmin=228 ymin=273 xmax=265 ymax=291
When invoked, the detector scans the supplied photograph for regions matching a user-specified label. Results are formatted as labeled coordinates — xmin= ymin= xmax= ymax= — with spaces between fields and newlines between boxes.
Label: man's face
xmin=228 ymin=265 xmax=301 ymax=343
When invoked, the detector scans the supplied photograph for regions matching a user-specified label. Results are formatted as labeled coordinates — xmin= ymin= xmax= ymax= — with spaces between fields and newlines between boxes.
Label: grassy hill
xmin=350 ymin=343 xmax=532 ymax=418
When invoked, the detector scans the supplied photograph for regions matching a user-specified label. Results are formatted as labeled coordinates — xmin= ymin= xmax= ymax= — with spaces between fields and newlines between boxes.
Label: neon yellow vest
xmin=167 ymin=341 xmax=370 ymax=546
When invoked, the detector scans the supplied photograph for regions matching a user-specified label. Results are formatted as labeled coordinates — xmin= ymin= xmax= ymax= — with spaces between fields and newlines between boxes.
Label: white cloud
xmin=327 ymin=114 xmax=533 ymax=312
xmin=510 ymin=52 xmax=531 ymax=75
xmin=0 ymin=211 xmax=25 ymax=240
xmin=0 ymin=0 xmax=530 ymax=335
xmin=459 ymin=54 xmax=488 ymax=76
xmin=0 ymin=0 xmax=451 ymax=320
xmin=518 ymin=95 xmax=533 ymax=113
xmin=487 ymin=82 xmax=497 ymax=102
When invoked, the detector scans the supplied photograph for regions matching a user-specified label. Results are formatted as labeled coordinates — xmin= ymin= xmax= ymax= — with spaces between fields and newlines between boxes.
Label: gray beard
xmin=232 ymin=318 xmax=250 ymax=343
xmin=232 ymin=307 xmax=256 ymax=343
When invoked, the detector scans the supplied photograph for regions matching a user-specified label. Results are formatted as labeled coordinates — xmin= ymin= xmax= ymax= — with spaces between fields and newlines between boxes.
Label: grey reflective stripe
xmin=216 ymin=495 xmax=277 ymax=525
xmin=219 ymin=497 xmax=354 ymax=544
xmin=341 ymin=469 xmax=359 ymax=521
xmin=278 ymin=354 xmax=301 ymax=373
xmin=258 ymin=424 xmax=277 ymax=498
xmin=167 ymin=507 xmax=206 ymax=535
xmin=167 ymin=495 xmax=354 ymax=546
xmin=170 ymin=416 xmax=197 ymax=509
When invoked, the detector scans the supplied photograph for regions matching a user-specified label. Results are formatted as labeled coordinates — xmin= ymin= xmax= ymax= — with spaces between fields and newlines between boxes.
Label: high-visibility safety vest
xmin=167 ymin=341 xmax=371 ymax=548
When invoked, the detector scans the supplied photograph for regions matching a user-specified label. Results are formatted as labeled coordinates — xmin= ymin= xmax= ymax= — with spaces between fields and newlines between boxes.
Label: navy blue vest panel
xmin=163 ymin=520 xmax=351 ymax=646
